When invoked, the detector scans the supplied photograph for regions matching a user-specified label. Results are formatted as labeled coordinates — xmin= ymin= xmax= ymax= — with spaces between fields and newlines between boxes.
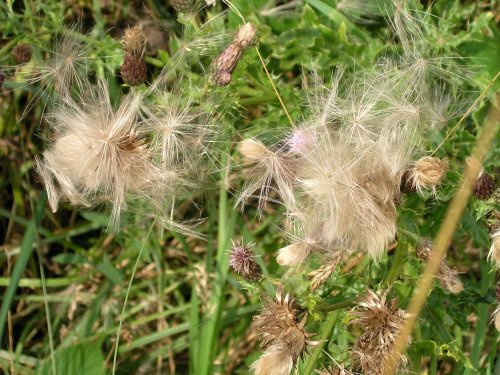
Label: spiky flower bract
xmin=251 ymin=289 xmax=315 ymax=375
xmin=350 ymin=289 xmax=408 ymax=374
xmin=229 ymin=241 xmax=261 ymax=281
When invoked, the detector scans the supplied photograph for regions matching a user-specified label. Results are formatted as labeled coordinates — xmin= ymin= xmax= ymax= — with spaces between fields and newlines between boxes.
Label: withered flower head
xmin=123 ymin=26 xmax=147 ymax=57
xmin=121 ymin=53 xmax=147 ymax=86
xmin=350 ymin=289 xmax=408 ymax=375
xmin=229 ymin=241 xmax=261 ymax=281
xmin=416 ymin=240 xmax=463 ymax=294
xmin=408 ymin=156 xmax=448 ymax=193
xmin=13 ymin=44 xmax=32 ymax=64
xmin=251 ymin=289 xmax=315 ymax=375
xmin=466 ymin=156 xmax=496 ymax=200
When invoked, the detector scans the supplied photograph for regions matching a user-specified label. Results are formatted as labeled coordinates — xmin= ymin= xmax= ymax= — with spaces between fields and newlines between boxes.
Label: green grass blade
xmin=0 ymin=192 xmax=46 ymax=343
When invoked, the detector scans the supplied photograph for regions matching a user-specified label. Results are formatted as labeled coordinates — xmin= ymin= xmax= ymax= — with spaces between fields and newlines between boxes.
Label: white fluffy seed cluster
xmin=238 ymin=5 xmax=455 ymax=274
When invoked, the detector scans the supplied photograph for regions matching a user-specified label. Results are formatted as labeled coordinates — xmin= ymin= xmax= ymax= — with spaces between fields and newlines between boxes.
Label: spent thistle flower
xmin=350 ymin=289 xmax=408 ymax=375
xmin=229 ymin=241 xmax=261 ymax=281
xmin=121 ymin=26 xmax=148 ymax=86
xmin=251 ymin=289 xmax=315 ymax=375
xmin=416 ymin=240 xmax=463 ymax=294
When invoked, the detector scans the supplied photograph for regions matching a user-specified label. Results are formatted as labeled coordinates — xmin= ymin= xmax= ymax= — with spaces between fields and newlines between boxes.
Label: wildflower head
xmin=13 ymin=44 xmax=32 ymax=64
xmin=229 ymin=241 xmax=261 ymax=281
xmin=123 ymin=26 xmax=147 ymax=57
xmin=287 ymin=129 xmax=314 ymax=155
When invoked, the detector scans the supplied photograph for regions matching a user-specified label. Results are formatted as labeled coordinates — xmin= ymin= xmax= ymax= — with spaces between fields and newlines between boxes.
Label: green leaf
xmin=36 ymin=341 xmax=105 ymax=375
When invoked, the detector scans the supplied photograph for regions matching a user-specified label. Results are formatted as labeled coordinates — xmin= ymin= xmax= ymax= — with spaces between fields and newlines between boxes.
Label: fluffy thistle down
xmin=36 ymin=81 xmax=159 ymax=227
xmin=405 ymin=156 xmax=448 ymax=194
xmin=492 ymin=281 xmax=500 ymax=333
xmin=416 ymin=240 xmax=463 ymax=294
xmin=236 ymin=4 xmax=460 ymax=263
xmin=488 ymin=229 xmax=500 ymax=269
xmin=350 ymin=289 xmax=409 ymax=375
xmin=251 ymin=290 xmax=315 ymax=375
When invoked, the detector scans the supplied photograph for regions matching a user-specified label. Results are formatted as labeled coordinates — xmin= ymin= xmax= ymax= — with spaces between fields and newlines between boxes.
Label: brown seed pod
xmin=121 ymin=53 xmax=147 ymax=86
xmin=212 ymin=23 xmax=257 ymax=86
xmin=12 ymin=44 xmax=32 ymax=64
xmin=229 ymin=241 xmax=261 ymax=281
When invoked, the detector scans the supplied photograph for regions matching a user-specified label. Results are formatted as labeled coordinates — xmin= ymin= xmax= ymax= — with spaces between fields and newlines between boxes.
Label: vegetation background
xmin=0 ymin=0 xmax=499 ymax=374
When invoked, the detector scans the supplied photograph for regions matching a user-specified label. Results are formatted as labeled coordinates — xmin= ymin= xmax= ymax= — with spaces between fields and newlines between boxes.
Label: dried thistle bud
xmin=408 ymin=156 xmax=448 ymax=193
xmin=123 ymin=26 xmax=147 ymax=57
xmin=212 ymin=23 xmax=257 ymax=86
xmin=350 ymin=290 xmax=408 ymax=375
xmin=466 ymin=156 xmax=496 ymax=200
xmin=488 ymin=229 xmax=500 ymax=269
xmin=169 ymin=0 xmax=195 ymax=12
xmin=473 ymin=173 xmax=496 ymax=200
xmin=316 ymin=365 xmax=353 ymax=375
xmin=12 ymin=44 xmax=32 ymax=64
xmin=400 ymin=169 xmax=416 ymax=193
xmin=234 ymin=23 xmax=257 ymax=48
xmin=229 ymin=241 xmax=261 ymax=281
xmin=239 ymin=139 xmax=272 ymax=164
xmin=416 ymin=240 xmax=463 ymax=294
xmin=121 ymin=53 xmax=147 ymax=86
xmin=252 ymin=289 xmax=315 ymax=375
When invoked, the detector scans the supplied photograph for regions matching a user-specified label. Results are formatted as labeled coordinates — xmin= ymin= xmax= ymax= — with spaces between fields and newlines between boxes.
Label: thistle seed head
xmin=229 ymin=241 xmax=261 ymax=281
xmin=123 ymin=26 xmax=147 ymax=57
xmin=473 ymin=173 xmax=496 ymax=200
xmin=12 ymin=44 xmax=32 ymax=64
xmin=409 ymin=156 xmax=448 ymax=193
xmin=239 ymin=139 xmax=272 ymax=164
xmin=276 ymin=240 xmax=315 ymax=267
xmin=121 ymin=53 xmax=147 ymax=86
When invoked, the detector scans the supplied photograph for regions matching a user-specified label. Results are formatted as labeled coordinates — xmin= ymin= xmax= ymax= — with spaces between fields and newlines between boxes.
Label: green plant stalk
xmin=0 ymin=191 xmax=46 ymax=343
xmin=302 ymin=310 xmax=340 ymax=375
xmin=385 ymin=240 xmax=408 ymax=286
xmin=197 ymin=152 xmax=236 ymax=375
